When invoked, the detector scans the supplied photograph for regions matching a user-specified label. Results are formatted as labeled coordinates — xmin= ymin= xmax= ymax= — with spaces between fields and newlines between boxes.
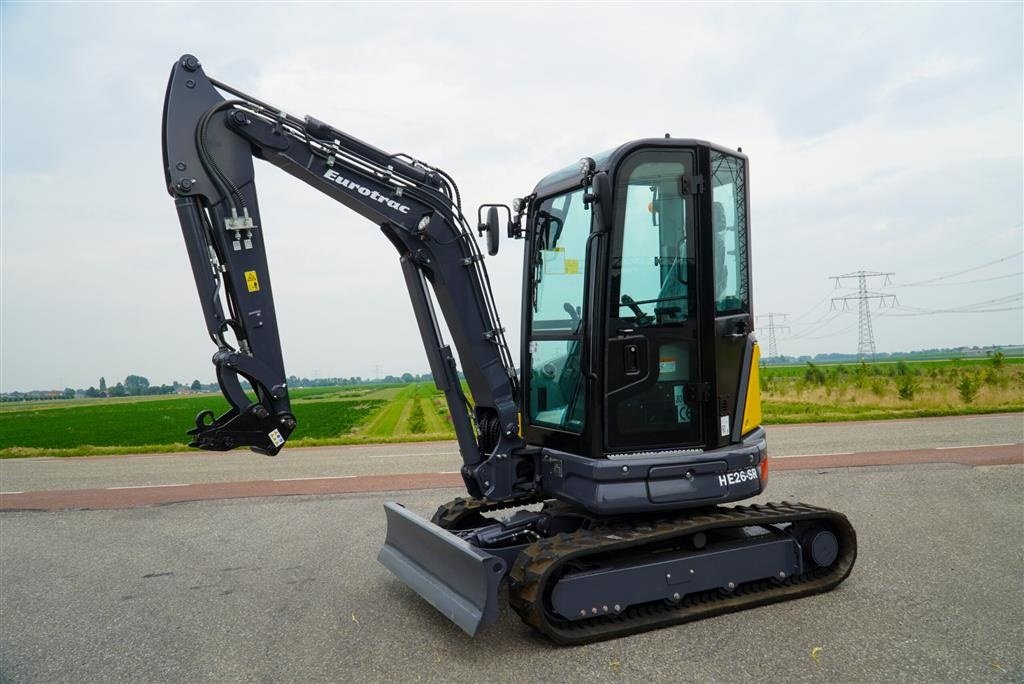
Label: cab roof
xmin=531 ymin=137 xmax=745 ymax=199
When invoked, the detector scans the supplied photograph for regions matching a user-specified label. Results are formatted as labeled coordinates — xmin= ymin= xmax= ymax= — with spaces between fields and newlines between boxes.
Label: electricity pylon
xmin=755 ymin=313 xmax=790 ymax=358
xmin=830 ymin=271 xmax=898 ymax=360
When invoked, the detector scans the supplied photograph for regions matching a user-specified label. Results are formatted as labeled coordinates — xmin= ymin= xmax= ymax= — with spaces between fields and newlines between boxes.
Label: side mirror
xmin=477 ymin=204 xmax=512 ymax=256
xmin=483 ymin=207 xmax=500 ymax=256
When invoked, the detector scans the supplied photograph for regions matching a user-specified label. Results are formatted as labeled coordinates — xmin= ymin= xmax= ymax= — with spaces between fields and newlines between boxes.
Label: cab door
xmin=524 ymin=187 xmax=592 ymax=442
xmin=604 ymin=149 xmax=704 ymax=452
xmin=709 ymin=151 xmax=753 ymax=446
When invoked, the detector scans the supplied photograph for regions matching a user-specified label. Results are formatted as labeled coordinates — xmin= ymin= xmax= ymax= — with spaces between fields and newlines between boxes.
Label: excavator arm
xmin=162 ymin=55 xmax=526 ymax=498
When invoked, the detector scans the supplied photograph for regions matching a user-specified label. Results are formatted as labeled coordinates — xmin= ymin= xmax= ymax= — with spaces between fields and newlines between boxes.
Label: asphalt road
xmin=2 ymin=462 xmax=1023 ymax=682
xmin=1 ymin=413 xmax=1021 ymax=492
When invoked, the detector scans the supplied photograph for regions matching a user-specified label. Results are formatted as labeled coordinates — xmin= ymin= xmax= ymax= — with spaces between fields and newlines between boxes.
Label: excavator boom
xmin=163 ymin=55 xmax=525 ymax=498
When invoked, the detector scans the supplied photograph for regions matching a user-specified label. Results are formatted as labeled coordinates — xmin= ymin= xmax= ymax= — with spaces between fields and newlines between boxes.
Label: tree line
xmin=80 ymin=375 xmax=207 ymax=398
xmin=1 ymin=372 xmax=438 ymax=403
xmin=1 ymin=375 xmax=210 ymax=403
xmin=761 ymin=344 xmax=1022 ymax=366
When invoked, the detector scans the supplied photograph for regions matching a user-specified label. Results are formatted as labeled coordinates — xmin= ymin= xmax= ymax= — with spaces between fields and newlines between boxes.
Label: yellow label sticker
xmin=244 ymin=270 xmax=260 ymax=293
xmin=564 ymin=259 xmax=580 ymax=274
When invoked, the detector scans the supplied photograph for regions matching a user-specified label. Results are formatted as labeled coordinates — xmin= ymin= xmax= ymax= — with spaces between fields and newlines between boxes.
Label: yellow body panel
xmin=741 ymin=343 xmax=762 ymax=435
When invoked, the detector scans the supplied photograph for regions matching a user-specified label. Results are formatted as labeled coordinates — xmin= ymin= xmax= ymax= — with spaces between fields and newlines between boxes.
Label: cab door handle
xmin=623 ymin=344 xmax=640 ymax=374
xmin=724 ymin=320 xmax=749 ymax=340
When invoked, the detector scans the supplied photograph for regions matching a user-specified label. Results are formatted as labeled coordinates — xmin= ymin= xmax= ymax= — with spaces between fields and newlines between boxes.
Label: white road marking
xmin=367 ymin=452 xmax=458 ymax=459
xmin=774 ymin=442 xmax=1022 ymax=459
xmin=436 ymin=471 xmax=461 ymax=475
xmin=124 ymin=455 xmax=181 ymax=461
xmin=272 ymin=475 xmax=358 ymax=482
xmin=1 ymin=491 xmax=25 ymax=495
xmin=108 ymin=483 xmax=188 ymax=490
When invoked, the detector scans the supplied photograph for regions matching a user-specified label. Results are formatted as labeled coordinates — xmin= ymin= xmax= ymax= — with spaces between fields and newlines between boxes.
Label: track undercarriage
xmin=412 ymin=496 xmax=857 ymax=645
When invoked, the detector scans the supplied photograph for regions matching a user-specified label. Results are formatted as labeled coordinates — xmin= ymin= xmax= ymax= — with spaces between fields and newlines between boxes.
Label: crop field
xmin=1 ymin=356 xmax=1021 ymax=458
xmin=761 ymin=355 xmax=1024 ymax=378
xmin=0 ymin=383 xmax=455 ymax=458
xmin=761 ymin=355 xmax=1024 ymax=423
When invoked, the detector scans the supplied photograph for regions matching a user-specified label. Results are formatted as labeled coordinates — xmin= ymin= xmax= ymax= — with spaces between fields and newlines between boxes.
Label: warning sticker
xmin=659 ymin=357 xmax=677 ymax=373
xmin=268 ymin=429 xmax=285 ymax=447
xmin=720 ymin=415 xmax=730 ymax=437
xmin=673 ymin=385 xmax=691 ymax=423
xmin=244 ymin=270 xmax=260 ymax=292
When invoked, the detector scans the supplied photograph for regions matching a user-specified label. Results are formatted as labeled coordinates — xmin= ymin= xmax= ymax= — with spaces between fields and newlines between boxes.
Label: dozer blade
xmin=378 ymin=502 xmax=507 ymax=637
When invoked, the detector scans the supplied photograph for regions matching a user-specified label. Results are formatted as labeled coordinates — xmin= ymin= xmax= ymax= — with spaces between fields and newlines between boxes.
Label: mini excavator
xmin=161 ymin=55 xmax=856 ymax=644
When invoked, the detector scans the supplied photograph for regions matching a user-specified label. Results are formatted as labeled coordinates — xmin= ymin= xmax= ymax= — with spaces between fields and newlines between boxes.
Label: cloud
xmin=1 ymin=3 xmax=1021 ymax=390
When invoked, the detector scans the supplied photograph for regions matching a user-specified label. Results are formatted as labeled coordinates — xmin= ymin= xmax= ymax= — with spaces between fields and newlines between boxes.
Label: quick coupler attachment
xmin=378 ymin=502 xmax=506 ymax=637
xmin=188 ymin=404 xmax=296 ymax=456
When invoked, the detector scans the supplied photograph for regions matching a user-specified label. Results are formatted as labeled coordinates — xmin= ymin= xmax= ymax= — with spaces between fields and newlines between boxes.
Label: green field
xmin=0 ymin=383 xmax=455 ymax=458
xmin=760 ymin=355 xmax=1024 ymax=423
xmin=760 ymin=355 xmax=1024 ymax=378
xmin=2 ymin=355 xmax=1022 ymax=458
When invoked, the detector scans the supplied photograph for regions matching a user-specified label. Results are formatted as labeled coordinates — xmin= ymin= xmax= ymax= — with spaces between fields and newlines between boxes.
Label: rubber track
xmin=506 ymin=501 xmax=857 ymax=645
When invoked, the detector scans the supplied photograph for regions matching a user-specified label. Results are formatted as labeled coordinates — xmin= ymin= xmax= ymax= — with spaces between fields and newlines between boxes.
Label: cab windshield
xmin=526 ymin=189 xmax=590 ymax=432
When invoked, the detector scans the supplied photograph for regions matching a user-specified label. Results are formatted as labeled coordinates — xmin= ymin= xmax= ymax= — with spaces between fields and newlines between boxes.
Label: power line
xmin=886 ymin=271 xmax=1022 ymax=288
xmin=879 ymin=293 xmax=1023 ymax=317
xmin=784 ymin=310 xmax=845 ymax=340
xmin=881 ymin=306 xmax=1022 ymax=317
xmin=787 ymin=293 xmax=835 ymax=324
xmin=787 ymin=307 xmax=844 ymax=329
xmin=892 ymin=250 xmax=1023 ymax=287
xmin=910 ymin=292 xmax=1020 ymax=310
xmin=787 ymin=318 xmax=860 ymax=341
xmin=830 ymin=271 xmax=898 ymax=360
xmin=768 ymin=253 xmax=1021 ymax=353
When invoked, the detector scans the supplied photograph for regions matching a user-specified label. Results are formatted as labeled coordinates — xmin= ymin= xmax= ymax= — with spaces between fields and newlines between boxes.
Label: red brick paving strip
xmin=0 ymin=472 xmax=463 ymax=511
xmin=769 ymin=443 xmax=1022 ymax=471
xmin=1 ymin=444 xmax=1020 ymax=512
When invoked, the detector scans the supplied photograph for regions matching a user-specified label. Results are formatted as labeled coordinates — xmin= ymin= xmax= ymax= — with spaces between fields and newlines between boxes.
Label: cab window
xmin=611 ymin=161 xmax=694 ymax=326
xmin=711 ymin=153 xmax=749 ymax=314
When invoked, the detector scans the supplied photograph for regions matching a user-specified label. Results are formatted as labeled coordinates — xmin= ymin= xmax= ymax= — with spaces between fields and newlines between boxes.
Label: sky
xmin=1 ymin=2 xmax=1022 ymax=392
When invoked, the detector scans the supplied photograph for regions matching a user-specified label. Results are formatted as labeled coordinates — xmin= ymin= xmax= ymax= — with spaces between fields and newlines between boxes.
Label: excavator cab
xmin=522 ymin=142 xmax=754 ymax=457
xmin=498 ymin=141 xmax=768 ymax=515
